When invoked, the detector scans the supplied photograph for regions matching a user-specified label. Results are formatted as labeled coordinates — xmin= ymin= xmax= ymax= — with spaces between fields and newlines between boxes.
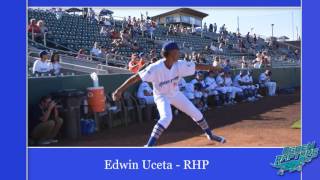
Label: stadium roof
xmin=152 ymin=8 xmax=208 ymax=19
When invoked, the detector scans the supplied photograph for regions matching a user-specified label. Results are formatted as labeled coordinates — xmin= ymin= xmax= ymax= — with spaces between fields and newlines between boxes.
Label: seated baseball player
xmin=223 ymin=71 xmax=243 ymax=104
xmin=215 ymin=72 xmax=230 ymax=105
xmin=112 ymin=42 xmax=226 ymax=147
xmin=259 ymin=70 xmax=277 ymax=96
xmin=29 ymin=95 xmax=63 ymax=145
xmin=193 ymin=82 xmax=207 ymax=112
xmin=179 ymin=78 xmax=195 ymax=101
xmin=190 ymin=72 xmax=209 ymax=110
xmin=137 ymin=81 xmax=155 ymax=105
xmin=245 ymin=70 xmax=263 ymax=99
xmin=233 ymin=70 xmax=253 ymax=102
xmin=204 ymin=70 xmax=221 ymax=106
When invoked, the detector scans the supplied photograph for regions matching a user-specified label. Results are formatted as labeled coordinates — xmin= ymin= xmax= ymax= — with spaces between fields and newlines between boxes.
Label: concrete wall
xmin=28 ymin=67 xmax=300 ymax=105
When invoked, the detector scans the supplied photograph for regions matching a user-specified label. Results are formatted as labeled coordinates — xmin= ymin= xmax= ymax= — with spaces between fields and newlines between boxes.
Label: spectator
xmin=184 ymin=53 xmax=191 ymax=61
xmin=28 ymin=19 xmax=41 ymax=34
xmin=55 ymin=8 xmax=64 ymax=20
xmin=213 ymin=23 xmax=217 ymax=33
xmin=213 ymin=56 xmax=221 ymax=68
xmin=128 ymin=53 xmax=145 ymax=73
xmin=29 ymin=95 xmax=63 ymax=145
xmin=238 ymin=39 xmax=245 ymax=53
xmin=294 ymin=49 xmax=300 ymax=61
xmin=104 ymin=18 xmax=112 ymax=27
xmin=37 ymin=20 xmax=49 ymax=34
xmin=49 ymin=53 xmax=61 ymax=75
xmin=168 ymin=24 xmax=175 ymax=35
xmin=140 ymin=20 xmax=147 ymax=37
xmin=131 ymin=41 xmax=140 ymax=51
xmin=210 ymin=42 xmax=219 ymax=53
xmin=209 ymin=24 xmax=213 ymax=32
xmin=241 ymin=56 xmax=249 ymax=69
xmin=148 ymin=20 xmax=156 ymax=39
xmin=197 ymin=53 xmax=206 ymax=64
xmin=137 ymin=81 xmax=155 ymax=104
xmin=253 ymin=52 xmax=262 ymax=69
xmin=222 ymin=59 xmax=232 ymax=72
xmin=139 ymin=52 xmax=147 ymax=63
xmin=76 ymin=48 xmax=87 ymax=60
xmin=218 ymin=42 xmax=225 ymax=52
xmin=110 ymin=28 xmax=120 ymax=39
xmin=253 ymin=34 xmax=257 ymax=44
xmin=151 ymin=57 xmax=158 ymax=64
xmin=91 ymin=42 xmax=102 ymax=57
xmin=259 ymin=70 xmax=277 ymax=96
xmin=148 ymin=49 xmax=157 ymax=60
xmin=100 ymin=46 xmax=110 ymax=59
xmin=120 ymin=29 xmax=131 ymax=45
xmin=261 ymin=51 xmax=270 ymax=67
xmin=203 ymin=23 xmax=207 ymax=32
xmin=191 ymin=24 xmax=196 ymax=35
xmin=88 ymin=8 xmax=96 ymax=23
xmin=100 ymin=26 xmax=109 ymax=36
xmin=219 ymin=24 xmax=225 ymax=34
xmin=246 ymin=32 xmax=250 ymax=43
xmin=32 ymin=51 xmax=52 ymax=74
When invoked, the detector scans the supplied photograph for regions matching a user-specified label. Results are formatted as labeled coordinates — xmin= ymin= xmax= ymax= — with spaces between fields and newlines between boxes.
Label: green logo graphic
xmin=271 ymin=141 xmax=319 ymax=175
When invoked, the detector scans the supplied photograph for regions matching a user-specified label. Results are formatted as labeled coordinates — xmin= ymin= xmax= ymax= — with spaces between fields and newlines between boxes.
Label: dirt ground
xmin=49 ymin=92 xmax=301 ymax=147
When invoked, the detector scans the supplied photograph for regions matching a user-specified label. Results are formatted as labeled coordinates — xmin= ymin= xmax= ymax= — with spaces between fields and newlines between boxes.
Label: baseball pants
xmin=265 ymin=82 xmax=277 ymax=96
xmin=155 ymin=91 xmax=203 ymax=128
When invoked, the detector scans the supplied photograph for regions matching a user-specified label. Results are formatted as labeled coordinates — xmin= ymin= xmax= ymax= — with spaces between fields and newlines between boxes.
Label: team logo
xmin=271 ymin=141 xmax=319 ymax=175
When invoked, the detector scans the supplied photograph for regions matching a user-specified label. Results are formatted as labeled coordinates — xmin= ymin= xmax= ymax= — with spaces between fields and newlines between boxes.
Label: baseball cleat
xmin=207 ymin=134 xmax=226 ymax=143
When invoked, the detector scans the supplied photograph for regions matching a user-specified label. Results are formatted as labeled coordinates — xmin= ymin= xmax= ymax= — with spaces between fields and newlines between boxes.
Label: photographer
xmin=29 ymin=95 xmax=63 ymax=145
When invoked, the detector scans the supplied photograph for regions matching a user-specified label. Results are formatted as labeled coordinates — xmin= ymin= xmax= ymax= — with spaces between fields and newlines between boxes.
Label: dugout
xmin=28 ymin=67 xmax=300 ymax=106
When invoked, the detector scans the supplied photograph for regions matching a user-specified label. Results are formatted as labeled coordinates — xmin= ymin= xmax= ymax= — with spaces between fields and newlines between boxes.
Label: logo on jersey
xmin=159 ymin=76 xmax=179 ymax=88
xmin=271 ymin=141 xmax=319 ymax=175
xmin=141 ymin=68 xmax=151 ymax=74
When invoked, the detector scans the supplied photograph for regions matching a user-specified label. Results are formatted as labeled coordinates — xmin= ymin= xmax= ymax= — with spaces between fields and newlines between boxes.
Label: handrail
xmin=28 ymin=39 xmax=130 ymax=66
xmin=28 ymin=55 xmax=110 ymax=75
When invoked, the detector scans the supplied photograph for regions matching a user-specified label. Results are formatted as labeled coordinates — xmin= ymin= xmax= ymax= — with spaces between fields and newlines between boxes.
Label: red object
xmin=128 ymin=60 xmax=145 ymax=74
xmin=87 ymin=87 xmax=106 ymax=112
xmin=28 ymin=24 xmax=41 ymax=33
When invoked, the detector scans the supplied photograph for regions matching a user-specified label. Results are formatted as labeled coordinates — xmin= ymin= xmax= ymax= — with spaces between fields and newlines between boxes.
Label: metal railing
xmin=28 ymin=38 xmax=130 ymax=67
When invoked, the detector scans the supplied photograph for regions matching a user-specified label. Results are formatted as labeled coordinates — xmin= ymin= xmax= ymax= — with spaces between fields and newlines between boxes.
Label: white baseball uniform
xmin=204 ymin=76 xmax=219 ymax=95
xmin=190 ymin=79 xmax=208 ymax=98
xmin=215 ymin=75 xmax=228 ymax=94
xmin=233 ymin=74 xmax=248 ymax=90
xmin=259 ymin=73 xmax=277 ymax=96
xmin=138 ymin=59 xmax=203 ymax=128
xmin=137 ymin=81 xmax=155 ymax=104
xmin=224 ymin=76 xmax=242 ymax=99
xmin=178 ymin=78 xmax=195 ymax=99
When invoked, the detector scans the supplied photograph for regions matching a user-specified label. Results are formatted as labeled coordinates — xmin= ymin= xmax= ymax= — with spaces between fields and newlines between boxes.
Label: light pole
xmin=237 ymin=16 xmax=240 ymax=34
xmin=271 ymin=24 xmax=274 ymax=38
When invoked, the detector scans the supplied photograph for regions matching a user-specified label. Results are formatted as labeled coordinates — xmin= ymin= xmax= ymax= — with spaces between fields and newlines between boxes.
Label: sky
xmin=100 ymin=7 xmax=302 ymax=40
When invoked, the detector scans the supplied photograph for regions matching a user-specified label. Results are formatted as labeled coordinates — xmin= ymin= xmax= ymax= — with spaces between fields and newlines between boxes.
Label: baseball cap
xmin=162 ymin=42 xmax=179 ymax=53
xmin=39 ymin=51 xmax=48 ymax=58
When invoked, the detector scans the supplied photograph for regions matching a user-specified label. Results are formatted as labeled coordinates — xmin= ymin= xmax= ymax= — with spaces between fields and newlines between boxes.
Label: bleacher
xmin=28 ymin=8 xmax=300 ymax=70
